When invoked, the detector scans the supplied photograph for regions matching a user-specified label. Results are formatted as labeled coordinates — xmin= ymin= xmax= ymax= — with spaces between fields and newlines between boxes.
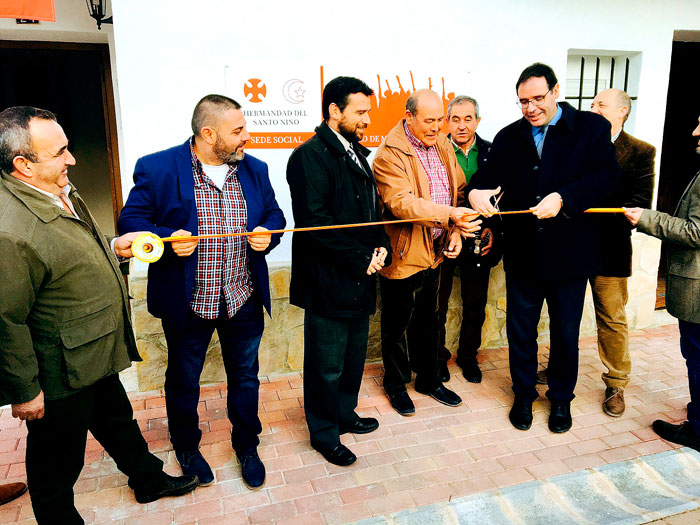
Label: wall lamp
xmin=86 ymin=0 xmax=113 ymax=30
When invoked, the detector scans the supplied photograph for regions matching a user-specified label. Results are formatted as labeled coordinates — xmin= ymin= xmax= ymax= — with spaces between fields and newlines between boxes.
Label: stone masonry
xmin=126 ymin=233 xmax=662 ymax=393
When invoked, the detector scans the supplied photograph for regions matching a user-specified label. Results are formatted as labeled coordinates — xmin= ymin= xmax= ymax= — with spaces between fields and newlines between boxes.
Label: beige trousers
xmin=590 ymin=275 xmax=631 ymax=388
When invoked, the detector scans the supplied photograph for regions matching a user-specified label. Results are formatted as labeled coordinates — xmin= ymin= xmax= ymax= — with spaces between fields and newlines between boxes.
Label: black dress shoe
xmin=131 ymin=473 xmax=199 ymax=504
xmin=388 ymin=391 xmax=415 ymax=416
xmin=237 ymin=448 xmax=266 ymax=489
xmin=460 ymin=359 xmax=482 ymax=383
xmin=549 ymin=400 xmax=572 ymax=433
xmin=340 ymin=417 xmax=379 ymax=434
xmin=415 ymin=384 xmax=462 ymax=407
xmin=509 ymin=396 xmax=533 ymax=430
xmin=438 ymin=360 xmax=450 ymax=383
xmin=311 ymin=442 xmax=357 ymax=466
xmin=653 ymin=420 xmax=700 ymax=452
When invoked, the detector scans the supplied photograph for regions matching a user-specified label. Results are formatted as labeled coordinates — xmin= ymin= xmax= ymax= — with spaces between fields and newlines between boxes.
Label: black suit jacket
xmin=468 ymin=102 xmax=621 ymax=281
xmin=286 ymin=122 xmax=391 ymax=318
xmin=597 ymin=130 xmax=656 ymax=277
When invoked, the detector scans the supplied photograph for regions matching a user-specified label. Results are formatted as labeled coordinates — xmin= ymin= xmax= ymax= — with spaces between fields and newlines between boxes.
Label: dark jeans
xmin=303 ymin=312 xmax=369 ymax=448
xmin=161 ymin=294 xmax=264 ymax=454
xmin=506 ymin=274 xmax=588 ymax=403
xmin=679 ymin=320 xmax=700 ymax=434
xmin=437 ymin=256 xmax=491 ymax=365
xmin=380 ymin=267 xmax=441 ymax=394
xmin=26 ymin=374 xmax=163 ymax=525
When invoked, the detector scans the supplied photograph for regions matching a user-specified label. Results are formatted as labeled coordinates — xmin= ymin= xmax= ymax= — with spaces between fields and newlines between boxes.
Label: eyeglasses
xmin=516 ymin=89 xmax=552 ymax=109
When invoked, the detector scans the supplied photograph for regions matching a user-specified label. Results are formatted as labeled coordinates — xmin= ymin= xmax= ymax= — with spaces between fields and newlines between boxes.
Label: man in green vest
xmin=0 ymin=106 xmax=198 ymax=525
xmin=437 ymin=96 xmax=499 ymax=384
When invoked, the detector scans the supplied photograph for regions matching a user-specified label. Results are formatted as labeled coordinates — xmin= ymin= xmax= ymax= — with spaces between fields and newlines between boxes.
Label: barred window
xmin=565 ymin=51 xmax=642 ymax=132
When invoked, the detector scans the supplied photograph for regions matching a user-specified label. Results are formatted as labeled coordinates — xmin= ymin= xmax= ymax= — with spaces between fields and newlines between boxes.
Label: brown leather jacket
xmin=372 ymin=120 xmax=466 ymax=279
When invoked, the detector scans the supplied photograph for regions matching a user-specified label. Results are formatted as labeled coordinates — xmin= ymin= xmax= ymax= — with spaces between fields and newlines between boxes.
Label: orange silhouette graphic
xmin=246 ymin=67 xmax=456 ymax=149
xmin=320 ymin=66 xmax=455 ymax=148
xmin=244 ymin=78 xmax=267 ymax=103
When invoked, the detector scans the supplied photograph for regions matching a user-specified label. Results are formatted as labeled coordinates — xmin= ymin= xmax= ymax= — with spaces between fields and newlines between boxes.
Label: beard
xmin=338 ymin=117 xmax=366 ymax=143
xmin=213 ymin=135 xmax=245 ymax=164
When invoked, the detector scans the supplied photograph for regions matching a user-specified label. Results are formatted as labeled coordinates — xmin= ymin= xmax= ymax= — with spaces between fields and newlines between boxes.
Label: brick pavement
xmin=0 ymin=322 xmax=689 ymax=524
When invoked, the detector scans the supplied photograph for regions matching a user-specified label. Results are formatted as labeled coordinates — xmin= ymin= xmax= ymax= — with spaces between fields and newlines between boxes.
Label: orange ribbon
xmin=158 ymin=208 xmax=627 ymax=243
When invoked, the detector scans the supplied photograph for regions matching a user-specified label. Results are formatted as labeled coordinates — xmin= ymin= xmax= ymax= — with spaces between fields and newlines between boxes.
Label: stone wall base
xmin=126 ymin=233 xmax=662 ymax=393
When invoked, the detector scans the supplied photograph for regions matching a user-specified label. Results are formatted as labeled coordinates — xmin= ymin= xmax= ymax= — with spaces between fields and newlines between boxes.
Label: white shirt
xmin=17 ymin=178 xmax=76 ymax=214
xmin=329 ymin=126 xmax=352 ymax=152
xmin=201 ymin=162 xmax=231 ymax=189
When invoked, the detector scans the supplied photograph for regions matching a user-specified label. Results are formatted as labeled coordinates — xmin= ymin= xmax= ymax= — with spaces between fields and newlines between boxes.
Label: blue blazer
xmin=117 ymin=140 xmax=286 ymax=325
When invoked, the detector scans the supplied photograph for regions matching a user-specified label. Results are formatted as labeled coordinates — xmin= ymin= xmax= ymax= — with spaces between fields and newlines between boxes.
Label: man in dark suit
xmin=539 ymin=89 xmax=655 ymax=416
xmin=286 ymin=76 xmax=391 ymax=466
xmin=468 ymin=63 xmax=620 ymax=434
xmin=624 ymin=115 xmax=700 ymax=450
xmin=118 ymin=95 xmax=285 ymax=489
xmin=437 ymin=95 xmax=498 ymax=383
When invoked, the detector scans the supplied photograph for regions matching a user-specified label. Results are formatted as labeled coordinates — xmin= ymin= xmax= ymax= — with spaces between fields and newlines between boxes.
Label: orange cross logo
xmin=243 ymin=79 xmax=267 ymax=103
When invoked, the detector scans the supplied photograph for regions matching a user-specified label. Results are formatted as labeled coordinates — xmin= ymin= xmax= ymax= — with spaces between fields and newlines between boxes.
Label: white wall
xmin=0 ymin=0 xmax=109 ymax=43
xmin=111 ymin=0 xmax=700 ymax=263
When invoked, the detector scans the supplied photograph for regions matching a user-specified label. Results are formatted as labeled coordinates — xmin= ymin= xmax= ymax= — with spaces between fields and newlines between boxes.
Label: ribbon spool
xmin=131 ymin=233 xmax=165 ymax=263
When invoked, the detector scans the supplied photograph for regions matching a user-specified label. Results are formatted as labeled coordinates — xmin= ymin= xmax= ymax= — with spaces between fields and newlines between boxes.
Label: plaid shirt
xmin=190 ymin=139 xmax=253 ymax=319
xmin=404 ymin=122 xmax=451 ymax=238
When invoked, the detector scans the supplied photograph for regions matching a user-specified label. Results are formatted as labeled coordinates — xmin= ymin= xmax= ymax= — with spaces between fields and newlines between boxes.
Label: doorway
xmin=656 ymin=32 xmax=700 ymax=309
xmin=0 ymin=41 xmax=122 ymax=236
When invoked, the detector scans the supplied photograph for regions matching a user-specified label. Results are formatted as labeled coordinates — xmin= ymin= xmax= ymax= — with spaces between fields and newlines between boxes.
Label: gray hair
xmin=447 ymin=96 xmax=480 ymax=119
xmin=616 ymin=90 xmax=632 ymax=123
xmin=0 ymin=106 xmax=57 ymax=174
xmin=191 ymin=94 xmax=241 ymax=136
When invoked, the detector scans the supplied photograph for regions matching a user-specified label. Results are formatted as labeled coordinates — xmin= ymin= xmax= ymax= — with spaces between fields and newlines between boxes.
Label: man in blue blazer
xmin=118 ymin=95 xmax=285 ymax=490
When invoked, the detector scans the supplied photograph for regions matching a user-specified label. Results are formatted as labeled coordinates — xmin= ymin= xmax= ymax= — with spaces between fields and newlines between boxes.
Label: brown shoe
xmin=603 ymin=387 xmax=625 ymax=417
xmin=0 ymin=482 xmax=27 ymax=506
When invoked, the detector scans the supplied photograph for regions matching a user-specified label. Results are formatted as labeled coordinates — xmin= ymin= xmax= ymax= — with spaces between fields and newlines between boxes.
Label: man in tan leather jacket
xmin=373 ymin=89 xmax=481 ymax=416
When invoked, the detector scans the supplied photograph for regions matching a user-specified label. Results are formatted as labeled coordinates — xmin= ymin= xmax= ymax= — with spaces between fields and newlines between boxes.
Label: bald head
xmin=405 ymin=90 xmax=444 ymax=147
xmin=591 ymin=89 xmax=631 ymax=137
xmin=406 ymin=89 xmax=442 ymax=117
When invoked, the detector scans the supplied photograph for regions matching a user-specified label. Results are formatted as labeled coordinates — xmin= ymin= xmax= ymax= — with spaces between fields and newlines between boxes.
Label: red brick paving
xmin=0 ymin=323 xmax=688 ymax=523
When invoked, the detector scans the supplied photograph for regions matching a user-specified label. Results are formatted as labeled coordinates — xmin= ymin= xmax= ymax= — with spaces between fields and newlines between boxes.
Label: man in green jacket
xmin=0 ymin=106 xmax=198 ymax=524
xmin=624 ymin=115 xmax=700 ymax=450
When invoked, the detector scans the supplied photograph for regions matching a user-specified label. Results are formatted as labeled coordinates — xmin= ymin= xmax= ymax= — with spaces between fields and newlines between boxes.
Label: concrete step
xmin=360 ymin=448 xmax=700 ymax=525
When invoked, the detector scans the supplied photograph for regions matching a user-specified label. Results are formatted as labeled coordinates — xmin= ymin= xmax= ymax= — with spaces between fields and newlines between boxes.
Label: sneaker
xmin=175 ymin=449 xmax=215 ymax=486
xmin=237 ymin=448 xmax=266 ymax=489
